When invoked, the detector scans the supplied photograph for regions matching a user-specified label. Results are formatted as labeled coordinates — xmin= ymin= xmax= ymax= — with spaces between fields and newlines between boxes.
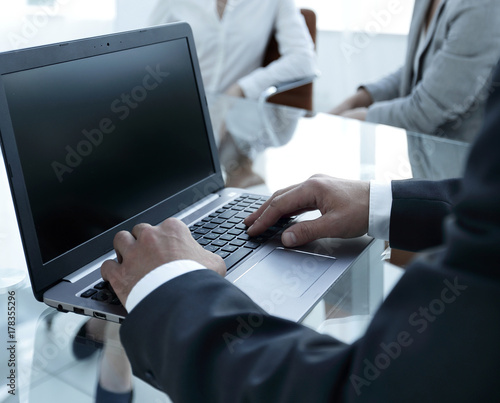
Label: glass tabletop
xmin=207 ymin=93 xmax=470 ymax=193
xmin=0 ymin=94 xmax=471 ymax=402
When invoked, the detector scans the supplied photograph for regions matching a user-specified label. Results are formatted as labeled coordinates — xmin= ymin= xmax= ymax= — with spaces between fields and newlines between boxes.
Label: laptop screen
xmin=2 ymin=38 xmax=216 ymax=263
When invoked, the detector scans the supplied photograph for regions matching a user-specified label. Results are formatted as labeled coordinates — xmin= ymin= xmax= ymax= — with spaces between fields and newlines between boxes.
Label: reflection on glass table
xmin=406 ymin=131 xmax=470 ymax=180
xmin=208 ymin=93 xmax=307 ymax=190
xmin=0 ymin=93 xmax=471 ymax=402
xmin=207 ymin=93 xmax=471 ymax=193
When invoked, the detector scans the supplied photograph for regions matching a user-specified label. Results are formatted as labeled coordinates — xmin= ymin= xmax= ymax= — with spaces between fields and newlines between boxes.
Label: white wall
xmin=0 ymin=0 xmax=116 ymax=51
xmin=314 ymin=30 xmax=407 ymax=112
xmin=114 ymin=0 xmax=158 ymax=31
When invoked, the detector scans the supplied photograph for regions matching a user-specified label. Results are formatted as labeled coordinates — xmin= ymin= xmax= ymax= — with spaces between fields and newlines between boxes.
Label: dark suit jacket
xmin=389 ymin=178 xmax=462 ymax=251
xmin=120 ymin=65 xmax=500 ymax=402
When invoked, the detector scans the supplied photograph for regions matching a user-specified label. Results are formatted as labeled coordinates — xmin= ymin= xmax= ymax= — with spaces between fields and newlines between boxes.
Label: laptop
xmin=0 ymin=23 xmax=372 ymax=323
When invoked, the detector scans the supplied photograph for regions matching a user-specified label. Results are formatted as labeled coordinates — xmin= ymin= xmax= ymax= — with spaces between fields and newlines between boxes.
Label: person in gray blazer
xmin=331 ymin=0 xmax=500 ymax=142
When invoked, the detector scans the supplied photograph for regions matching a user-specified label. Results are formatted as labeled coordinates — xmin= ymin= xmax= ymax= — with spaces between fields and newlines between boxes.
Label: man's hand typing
xmin=244 ymin=174 xmax=370 ymax=247
xmin=101 ymin=218 xmax=226 ymax=307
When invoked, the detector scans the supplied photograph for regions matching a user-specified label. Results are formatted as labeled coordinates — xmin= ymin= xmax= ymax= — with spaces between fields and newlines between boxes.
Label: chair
xmin=260 ymin=8 xmax=317 ymax=111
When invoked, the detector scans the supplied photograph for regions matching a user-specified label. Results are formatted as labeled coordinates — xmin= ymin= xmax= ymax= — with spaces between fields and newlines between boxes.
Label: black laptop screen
xmin=2 ymin=38 xmax=215 ymax=263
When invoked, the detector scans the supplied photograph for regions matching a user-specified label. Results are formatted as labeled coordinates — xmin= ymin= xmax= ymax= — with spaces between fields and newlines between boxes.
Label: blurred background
xmin=0 ymin=0 xmax=415 ymax=112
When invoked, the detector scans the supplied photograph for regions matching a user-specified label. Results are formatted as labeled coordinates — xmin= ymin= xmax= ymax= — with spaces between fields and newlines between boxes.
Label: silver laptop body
xmin=0 ymin=23 xmax=372 ymax=324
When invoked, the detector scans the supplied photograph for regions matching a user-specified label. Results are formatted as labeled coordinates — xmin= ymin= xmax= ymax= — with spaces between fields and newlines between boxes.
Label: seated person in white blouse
xmin=149 ymin=0 xmax=318 ymax=99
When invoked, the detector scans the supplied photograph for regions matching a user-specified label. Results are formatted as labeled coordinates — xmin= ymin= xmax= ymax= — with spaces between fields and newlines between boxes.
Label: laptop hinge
xmin=64 ymin=250 xmax=116 ymax=283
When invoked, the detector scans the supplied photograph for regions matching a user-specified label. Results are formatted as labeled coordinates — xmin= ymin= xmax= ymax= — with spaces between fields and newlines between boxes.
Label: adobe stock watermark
xmin=10 ymin=312 xmax=80 ymax=395
xmin=222 ymin=312 xmax=265 ymax=354
xmin=350 ymin=276 xmax=468 ymax=396
xmin=380 ymin=76 xmax=500 ymax=183
xmin=396 ymin=76 xmax=500 ymax=180
xmin=437 ymin=77 xmax=500 ymax=136
xmin=341 ymin=1 xmax=404 ymax=64
xmin=51 ymin=64 xmax=170 ymax=183
xmin=8 ymin=0 xmax=72 ymax=49
xmin=222 ymin=254 xmax=328 ymax=353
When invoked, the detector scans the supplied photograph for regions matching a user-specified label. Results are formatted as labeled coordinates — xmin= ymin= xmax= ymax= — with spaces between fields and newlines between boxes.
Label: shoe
xmin=72 ymin=320 xmax=104 ymax=360
xmin=95 ymin=382 xmax=133 ymax=403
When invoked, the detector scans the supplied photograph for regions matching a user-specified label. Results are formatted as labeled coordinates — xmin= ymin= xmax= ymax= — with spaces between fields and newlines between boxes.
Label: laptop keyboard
xmin=79 ymin=193 xmax=290 ymax=306
xmin=190 ymin=193 xmax=291 ymax=271
xmin=80 ymin=280 xmax=121 ymax=305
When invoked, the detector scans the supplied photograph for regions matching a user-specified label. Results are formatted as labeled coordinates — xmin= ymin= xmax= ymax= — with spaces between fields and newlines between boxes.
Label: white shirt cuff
xmin=368 ymin=181 xmax=393 ymax=241
xmin=125 ymin=260 xmax=206 ymax=312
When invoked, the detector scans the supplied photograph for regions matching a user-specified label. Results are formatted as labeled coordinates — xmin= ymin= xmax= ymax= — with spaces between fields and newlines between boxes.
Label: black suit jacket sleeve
xmin=120 ymin=64 xmax=500 ymax=402
xmin=121 ymin=264 xmax=500 ymax=402
xmin=389 ymin=178 xmax=462 ymax=251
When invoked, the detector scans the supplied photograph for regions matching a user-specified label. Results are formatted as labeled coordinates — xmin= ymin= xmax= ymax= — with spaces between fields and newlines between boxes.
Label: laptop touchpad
xmin=234 ymin=248 xmax=334 ymax=300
